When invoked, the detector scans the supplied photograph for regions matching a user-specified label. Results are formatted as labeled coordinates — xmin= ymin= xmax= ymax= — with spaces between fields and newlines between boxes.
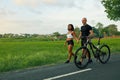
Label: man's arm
xmin=89 ymin=30 xmax=94 ymax=38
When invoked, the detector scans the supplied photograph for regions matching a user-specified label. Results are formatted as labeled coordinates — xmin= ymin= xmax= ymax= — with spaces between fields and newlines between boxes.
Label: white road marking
xmin=43 ymin=68 xmax=92 ymax=80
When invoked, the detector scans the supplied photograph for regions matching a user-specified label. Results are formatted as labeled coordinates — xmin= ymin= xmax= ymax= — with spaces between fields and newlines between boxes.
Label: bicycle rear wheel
xmin=74 ymin=46 xmax=90 ymax=69
xmin=98 ymin=44 xmax=110 ymax=64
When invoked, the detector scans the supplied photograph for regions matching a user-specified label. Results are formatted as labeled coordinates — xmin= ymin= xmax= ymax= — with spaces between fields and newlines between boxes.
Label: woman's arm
xmin=78 ymin=31 xmax=82 ymax=40
xmin=72 ymin=31 xmax=79 ymax=42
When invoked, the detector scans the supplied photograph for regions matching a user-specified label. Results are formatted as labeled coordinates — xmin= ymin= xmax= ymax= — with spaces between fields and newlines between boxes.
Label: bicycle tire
xmin=98 ymin=44 xmax=110 ymax=64
xmin=74 ymin=46 xmax=90 ymax=69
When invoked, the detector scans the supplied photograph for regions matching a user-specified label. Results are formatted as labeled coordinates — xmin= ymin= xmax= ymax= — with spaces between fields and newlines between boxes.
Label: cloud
xmin=0 ymin=19 xmax=43 ymax=33
xmin=13 ymin=0 xmax=38 ymax=7
xmin=13 ymin=0 xmax=25 ymax=5
xmin=0 ymin=7 xmax=16 ymax=17
xmin=12 ymin=0 xmax=81 ymax=8
xmin=42 ymin=0 xmax=78 ymax=8
xmin=12 ymin=0 xmax=102 ymax=10
xmin=42 ymin=0 xmax=57 ymax=4
xmin=11 ymin=0 xmax=85 ymax=15
xmin=12 ymin=0 xmax=41 ymax=14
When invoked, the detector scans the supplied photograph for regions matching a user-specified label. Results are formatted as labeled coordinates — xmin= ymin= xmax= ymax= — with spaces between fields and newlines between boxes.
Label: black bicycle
xmin=74 ymin=36 xmax=111 ymax=69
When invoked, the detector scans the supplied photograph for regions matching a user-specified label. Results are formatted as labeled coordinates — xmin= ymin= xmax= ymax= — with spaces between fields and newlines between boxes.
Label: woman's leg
xmin=67 ymin=45 xmax=74 ymax=61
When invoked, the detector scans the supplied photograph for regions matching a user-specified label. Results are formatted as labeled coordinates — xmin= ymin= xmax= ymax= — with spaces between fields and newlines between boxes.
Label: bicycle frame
xmin=85 ymin=37 xmax=101 ymax=58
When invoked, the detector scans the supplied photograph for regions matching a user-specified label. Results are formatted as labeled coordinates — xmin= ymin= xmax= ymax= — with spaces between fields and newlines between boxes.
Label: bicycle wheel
xmin=74 ymin=46 xmax=90 ymax=69
xmin=98 ymin=44 xmax=110 ymax=64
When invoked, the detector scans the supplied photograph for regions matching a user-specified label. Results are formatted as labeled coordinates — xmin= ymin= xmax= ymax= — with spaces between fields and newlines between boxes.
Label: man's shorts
xmin=81 ymin=37 xmax=87 ymax=46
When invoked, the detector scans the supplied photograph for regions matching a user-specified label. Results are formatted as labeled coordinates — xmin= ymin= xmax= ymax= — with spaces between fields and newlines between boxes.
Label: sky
xmin=0 ymin=0 xmax=120 ymax=34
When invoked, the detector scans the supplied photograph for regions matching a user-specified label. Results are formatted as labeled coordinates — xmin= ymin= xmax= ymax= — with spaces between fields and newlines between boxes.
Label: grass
xmin=0 ymin=38 xmax=120 ymax=72
xmin=99 ymin=38 xmax=120 ymax=53
xmin=0 ymin=41 xmax=67 ymax=72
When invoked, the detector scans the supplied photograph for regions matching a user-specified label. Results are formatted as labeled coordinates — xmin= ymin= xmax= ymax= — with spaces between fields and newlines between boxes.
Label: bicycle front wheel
xmin=98 ymin=44 xmax=110 ymax=64
xmin=74 ymin=46 xmax=90 ymax=69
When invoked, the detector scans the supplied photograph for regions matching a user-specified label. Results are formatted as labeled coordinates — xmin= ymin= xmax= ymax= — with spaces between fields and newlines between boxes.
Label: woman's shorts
xmin=67 ymin=40 xmax=74 ymax=46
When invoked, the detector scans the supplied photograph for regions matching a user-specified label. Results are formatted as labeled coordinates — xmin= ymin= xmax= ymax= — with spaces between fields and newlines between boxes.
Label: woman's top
xmin=67 ymin=33 xmax=73 ymax=38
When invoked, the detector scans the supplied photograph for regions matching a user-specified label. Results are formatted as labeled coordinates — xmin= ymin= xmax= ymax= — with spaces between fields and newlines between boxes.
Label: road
xmin=0 ymin=54 xmax=120 ymax=80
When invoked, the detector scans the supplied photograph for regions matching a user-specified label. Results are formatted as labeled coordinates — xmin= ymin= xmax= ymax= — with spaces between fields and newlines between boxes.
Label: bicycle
xmin=74 ymin=36 xmax=111 ymax=69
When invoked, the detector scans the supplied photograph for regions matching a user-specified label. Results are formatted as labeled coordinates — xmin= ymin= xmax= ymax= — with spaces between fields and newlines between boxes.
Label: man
xmin=78 ymin=17 xmax=94 ymax=64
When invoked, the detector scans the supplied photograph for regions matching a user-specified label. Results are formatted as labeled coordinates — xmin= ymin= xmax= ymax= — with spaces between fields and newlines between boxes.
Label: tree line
xmin=0 ymin=23 xmax=120 ymax=41
xmin=93 ymin=23 xmax=120 ymax=37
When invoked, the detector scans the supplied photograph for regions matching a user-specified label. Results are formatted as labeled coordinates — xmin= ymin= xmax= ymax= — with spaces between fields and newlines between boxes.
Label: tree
xmin=101 ymin=0 xmax=120 ymax=21
xmin=105 ymin=24 xmax=118 ymax=36
xmin=22 ymin=34 xmax=31 ymax=38
xmin=31 ymin=34 xmax=39 ymax=38
xmin=3 ymin=33 xmax=14 ymax=38
xmin=0 ymin=34 xmax=3 ymax=38
xmin=115 ymin=32 xmax=120 ymax=35
xmin=96 ymin=22 xmax=103 ymax=28
xmin=53 ymin=32 xmax=61 ymax=37
xmin=74 ymin=26 xmax=80 ymax=37
xmin=95 ymin=22 xmax=104 ymax=36
xmin=92 ymin=27 xmax=99 ymax=37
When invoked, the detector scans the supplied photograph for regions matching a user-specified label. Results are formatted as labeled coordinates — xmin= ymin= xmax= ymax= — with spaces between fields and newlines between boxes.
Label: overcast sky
xmin=0 ymin=0 xmax=120 ymax=34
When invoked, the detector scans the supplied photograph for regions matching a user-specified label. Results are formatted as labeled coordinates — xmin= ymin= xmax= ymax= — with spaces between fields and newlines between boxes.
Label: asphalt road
xmin=0 ymin=54 xmax=120 ymax=80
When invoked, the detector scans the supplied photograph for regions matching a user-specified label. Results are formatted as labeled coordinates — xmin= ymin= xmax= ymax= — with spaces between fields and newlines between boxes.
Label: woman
xmin=64 ymin=24 xmax=79 ymax=63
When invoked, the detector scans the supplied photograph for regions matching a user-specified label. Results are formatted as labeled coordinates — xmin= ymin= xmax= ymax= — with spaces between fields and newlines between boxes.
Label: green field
xmin=0 ymin=38 xmax=120 ymax=72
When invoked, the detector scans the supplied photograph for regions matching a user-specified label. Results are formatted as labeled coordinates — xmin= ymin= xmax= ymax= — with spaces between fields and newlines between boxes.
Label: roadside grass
xmin=100 ymin=38 xmax=120 ymax=53
xmin=0 ymin=41 xmax=67 ymax=72
xmin=0 ymin=38 xmax=119 ymax=72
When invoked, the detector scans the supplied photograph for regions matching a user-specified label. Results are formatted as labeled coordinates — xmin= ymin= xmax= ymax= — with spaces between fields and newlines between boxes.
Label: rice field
xmin=0 ymin=38 xmax=119 ymax=72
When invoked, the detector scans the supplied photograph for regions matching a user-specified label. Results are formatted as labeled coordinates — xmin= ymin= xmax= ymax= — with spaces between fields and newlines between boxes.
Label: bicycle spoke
xmin=74 ymin=47 xmax=89 ymax=69
xmin=98 ymin=45 xmax=110 ymax=64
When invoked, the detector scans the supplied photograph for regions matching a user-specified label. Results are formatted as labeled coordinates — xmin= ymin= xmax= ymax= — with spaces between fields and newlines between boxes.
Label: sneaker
xmin=77 ymin=61 xmax=82 ymax=65
xmin=65 ymin=60 xmax=70 ymax=63
xmin=88 ymin=59 xmax=93 ymax=64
